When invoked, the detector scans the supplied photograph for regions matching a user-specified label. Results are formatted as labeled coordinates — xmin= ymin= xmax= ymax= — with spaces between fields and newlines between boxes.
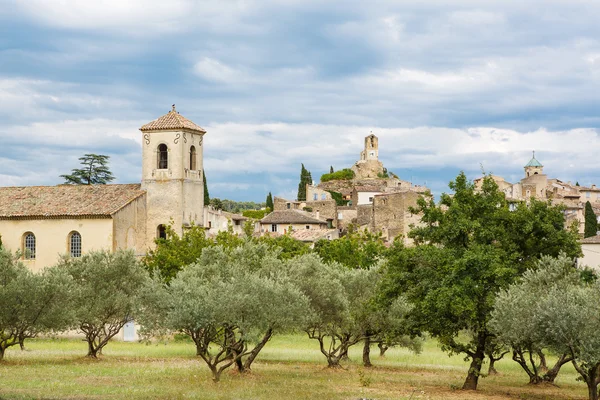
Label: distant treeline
xmin=209 ymin=198 xmax=266 ymax=213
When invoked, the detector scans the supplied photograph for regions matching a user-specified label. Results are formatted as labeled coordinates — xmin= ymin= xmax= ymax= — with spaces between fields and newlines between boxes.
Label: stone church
xmin=0 ymin=106 xmax=206 ymax=271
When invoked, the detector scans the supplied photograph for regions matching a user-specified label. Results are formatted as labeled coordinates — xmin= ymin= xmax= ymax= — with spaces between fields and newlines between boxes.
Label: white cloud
xmin=193 ymin=58 xmax=242 ymax=83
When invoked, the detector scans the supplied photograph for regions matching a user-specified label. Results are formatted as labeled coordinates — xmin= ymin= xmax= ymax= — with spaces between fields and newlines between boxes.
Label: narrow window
xmin=157 ymin=224 xmax=167 ymax=240
xmin=321 ymin=194 xmax=326 ymax=200
xmin=313 ymin=193 xmax=318 ymax=200
xmin=305 ymin=225 xmax=310 ymax=230
xmin=157 ymin=144 xmax=168 ymax=169
xmin=271 ymin=224 xmax=277 ymax=232
xmin=69 ymin=231 xmax=82 ymax=258
xmin=190 ymin=146 xmax=197 ymax=170
xmin=23 ymin=232 xmax=36 ymax=259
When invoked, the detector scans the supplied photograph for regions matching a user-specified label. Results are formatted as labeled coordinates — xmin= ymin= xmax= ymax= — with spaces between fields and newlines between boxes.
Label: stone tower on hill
xmin=352 ymin=133 xmax=384 ymax=179
xmin=360 ymin=134 xmax=379 ymax=161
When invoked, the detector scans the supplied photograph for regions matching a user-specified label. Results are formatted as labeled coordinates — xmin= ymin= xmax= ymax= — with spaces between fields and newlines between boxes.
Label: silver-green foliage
xmin=286 ymin=254 xmax=399 ymax=367
xmin=0 ymin=248 xmax=72 ymax=360
xmin=60 ymin=249 xmax=150 ymax=358
xmin=492 ymin=254 xmax=600 ymax=399
xmin=491 ymin=254 xmax=579 ymax=383
xmin=149 ymin=242 xmax=311 ymax=382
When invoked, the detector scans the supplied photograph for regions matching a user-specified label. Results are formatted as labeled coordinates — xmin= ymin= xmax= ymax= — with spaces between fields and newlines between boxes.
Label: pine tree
xmin=60 ymin=154 xmax=115 ymax=185
xmin=297 ymin=164 xmax=312 ymax=201
xmin=266 ymin=192 xmax=274 ymax=211
xmin=576 ymin=181 xmax=580 ymax=186
xmin=584 ymin=201 xmax=597 ymax=238
xmin=203 ymin=172 xmax=210 ymax=205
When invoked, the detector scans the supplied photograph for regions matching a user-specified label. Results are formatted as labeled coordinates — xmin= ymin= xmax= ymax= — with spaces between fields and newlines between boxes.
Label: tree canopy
xmin=381 ymin=172 xmax=581 ymax=390
xmin=585 ymin=201 xmax=597 ymax=238
xmin=60 ymin=154 xmax=115 ymax=185
xmin=0 ymin=248 xmax=71 ymax=359
xmin=60 ymin=249 xmax=150 ymax=357
xmin=297 ymin=164 xmax=312 ymax=201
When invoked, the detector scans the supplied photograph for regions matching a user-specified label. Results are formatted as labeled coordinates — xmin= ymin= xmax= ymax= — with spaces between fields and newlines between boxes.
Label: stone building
xmin=258 ymin=210 xmax=332 ymax=235
xmin=274 ymin=133 xmax=429 ymax=242
xmin=203 ymin=206 xmax=248 ymax=237
xmin=0 ymin=105 xmax=207 ymax=271
xmin=352 ymin=134 xmax=385 ymax=179
xmin=272 ymin=196 xmax=338 ymax=228
xmin=475 ymin=152 xmax=600 ymax=235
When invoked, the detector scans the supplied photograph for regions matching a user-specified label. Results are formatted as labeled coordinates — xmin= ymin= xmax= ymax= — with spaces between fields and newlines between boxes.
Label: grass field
xmin=0 ymin=334 xmax=589 ymax=399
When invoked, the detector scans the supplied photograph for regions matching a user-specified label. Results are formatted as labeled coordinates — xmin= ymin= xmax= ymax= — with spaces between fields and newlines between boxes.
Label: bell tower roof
xmin=140 ymin=105 xmax=206 ymax=133
xmin=525 ymin=151 xmax=543 ymax=168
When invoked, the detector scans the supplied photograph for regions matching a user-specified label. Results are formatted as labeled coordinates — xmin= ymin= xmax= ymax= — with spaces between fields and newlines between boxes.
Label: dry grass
xmin=0 ymin=334 xmax=589 ymax=400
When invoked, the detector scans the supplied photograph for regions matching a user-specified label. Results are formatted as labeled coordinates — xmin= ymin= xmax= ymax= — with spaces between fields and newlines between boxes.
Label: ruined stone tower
xmin=360 ymin=133 xmax=379 ymax=161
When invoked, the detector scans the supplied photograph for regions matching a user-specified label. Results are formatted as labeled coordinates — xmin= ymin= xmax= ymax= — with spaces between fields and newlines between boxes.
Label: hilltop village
xmin=1 ymin=107 xmax=599 ymax=270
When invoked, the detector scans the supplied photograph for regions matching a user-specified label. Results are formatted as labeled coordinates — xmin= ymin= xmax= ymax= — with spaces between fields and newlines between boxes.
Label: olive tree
xmin=539 ymin=283 xmax=600 ymax=400
xmin=60 ymin=250 xmax=150 ymax=358
xmin=145 ymin=243 xmax=311 ymax=382
xmin=491 ymin=254 xmax=578 ymax=384
xmin=0 ymin=248 xmax=72 ymax=360
xmin=286 ymin=254 xmax=396 ymax=368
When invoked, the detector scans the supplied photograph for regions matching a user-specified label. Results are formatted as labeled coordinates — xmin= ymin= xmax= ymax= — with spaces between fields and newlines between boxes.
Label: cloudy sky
xmin=1 ymin=0 xmax=600 ymax=201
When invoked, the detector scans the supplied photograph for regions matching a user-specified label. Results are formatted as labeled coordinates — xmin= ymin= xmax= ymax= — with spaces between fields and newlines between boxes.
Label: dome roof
xmin=525 ymin=152 xmax=543 ymax=168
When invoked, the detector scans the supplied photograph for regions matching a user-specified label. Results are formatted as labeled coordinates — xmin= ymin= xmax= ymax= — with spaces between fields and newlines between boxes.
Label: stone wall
xmin=356 ymin=205 xmax=372 ymax=227
xmin=351 ymin=159 xmax=384 ymax=179
xmin=371 ymin=191 xmax=422 ymax=243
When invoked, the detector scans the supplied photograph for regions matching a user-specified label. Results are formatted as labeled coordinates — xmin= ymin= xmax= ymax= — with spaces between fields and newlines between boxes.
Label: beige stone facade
xmin=578 ymin=235 xmax=600 ymax=272
xmin=370 ymin=191 xmax=422 ymax=243
xmin=476 ymin=153 xmax=600 ymax=235
xmin=0 ymin=106 xmax=207 ymax=269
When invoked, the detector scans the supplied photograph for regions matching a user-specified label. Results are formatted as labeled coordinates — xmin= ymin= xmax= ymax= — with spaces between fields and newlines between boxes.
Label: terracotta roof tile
xmin=140 ymin=105 xmax=206 ymax=133
xmin=0 ymin=184 xmax=145 ymax=219
xmin=291 ymin=229 xmax=337 ymax=242
xmin=260 ymin=210 xmax=327 ymax=225
xmin=354 ymin=185 xmax=383 ymax=192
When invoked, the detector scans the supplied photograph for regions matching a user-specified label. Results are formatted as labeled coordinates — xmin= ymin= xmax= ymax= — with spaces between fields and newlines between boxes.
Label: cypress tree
xmin=266 ymin=192 xmax=274 ymax=211
xmin=297 ymin=164 xmax=312 ymax=201
xmin=584 ymin=201 xmax=597 ymax=238
xmin=330 ymin=166 xmax=334 ymax=174
xmin=203 ymin=172 xmax=210 ymax=205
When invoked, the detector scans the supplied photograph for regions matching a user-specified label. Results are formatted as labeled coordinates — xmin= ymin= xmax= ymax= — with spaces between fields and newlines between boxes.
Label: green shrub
xmin=327 ymin=191 xmax=349 ymax=206
xmin=243 ymin=209 xmax=269 ymax=219
xmin=320 ymin=168 xmax=355 ymax=182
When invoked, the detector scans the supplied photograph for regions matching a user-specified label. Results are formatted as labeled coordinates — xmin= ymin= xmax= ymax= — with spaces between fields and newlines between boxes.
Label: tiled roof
xmin=354 ymin=185 xmax=383 ymax=192
xmin=260 ymin=210 xmax=327 ymax=225
xmin=291 ymin=229 xmax=337 ymax=242
xmin=140 ymin=105 xmax=206 ymax=133
xmin=582 ymin=235 xmax=600 ymax=244
xmin=0 ymin=184 xmax=145 ymax=219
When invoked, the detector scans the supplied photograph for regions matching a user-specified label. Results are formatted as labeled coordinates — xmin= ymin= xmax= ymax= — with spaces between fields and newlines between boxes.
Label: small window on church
xmin=23 ymin=232 xmax=36 ymax=259
xmin=190 ymin=146 xmax=197 ymax=170
xmin=69 ymin=231 xmax=82 ymax=258
xmin=157 ymin=144 xmax=168 ymax=169
xmin=157 ymin=225 xmax=167 ymax=240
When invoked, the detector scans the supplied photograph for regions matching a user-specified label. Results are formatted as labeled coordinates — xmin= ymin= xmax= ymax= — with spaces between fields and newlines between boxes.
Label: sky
xmin=1 ymin=0 xmax=600 ymax=202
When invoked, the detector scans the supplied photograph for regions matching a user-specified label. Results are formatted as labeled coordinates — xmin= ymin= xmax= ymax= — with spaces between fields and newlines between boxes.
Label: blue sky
xmin=1 ymin=1 xmax=600 ymax=202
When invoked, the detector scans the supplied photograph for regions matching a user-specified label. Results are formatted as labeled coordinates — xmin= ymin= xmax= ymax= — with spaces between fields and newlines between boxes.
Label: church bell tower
xmin=140 ymin=105 xmax=206 ymax=241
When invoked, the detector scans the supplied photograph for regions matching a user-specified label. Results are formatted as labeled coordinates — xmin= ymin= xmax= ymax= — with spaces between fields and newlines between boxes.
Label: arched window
xmin=157 ymin=144 xmax=168 ymax=169
xmin=190 ymin=146 xmax=197 ymax=170
xmin=23 ymin=232 xmax=36 ymax=259
xmin=157 ymin=224 xmax=167 ymax=240
xmin=69 ymin=231 xmax=82 ymax=258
